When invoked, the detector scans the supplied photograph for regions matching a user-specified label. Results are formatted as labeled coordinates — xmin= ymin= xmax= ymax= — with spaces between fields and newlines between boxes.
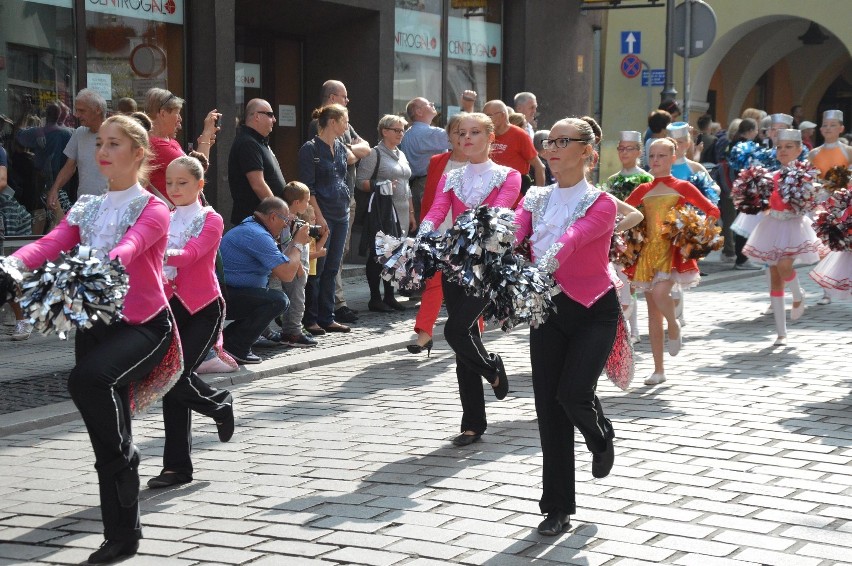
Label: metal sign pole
xmin=662 ymin=0 xmax=677 ymax=104
xmin=683 ymin=0 xmax=691 ymax=117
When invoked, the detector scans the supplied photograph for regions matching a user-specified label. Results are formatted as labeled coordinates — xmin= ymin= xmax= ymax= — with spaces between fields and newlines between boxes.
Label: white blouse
xmin=457 ymin=160 xmax=498 ymax=208
xmin=89 ymin=183 xmax=148 ymax=256
xmin=164 ymin=200 xmax=203 ymax=280
xmin=530 ymin=178 xmax=592 ymax=260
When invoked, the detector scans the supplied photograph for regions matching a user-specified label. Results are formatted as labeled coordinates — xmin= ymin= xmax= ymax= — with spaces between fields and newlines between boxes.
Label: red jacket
xmin=420 ymin=152 xmax=452 ymax=221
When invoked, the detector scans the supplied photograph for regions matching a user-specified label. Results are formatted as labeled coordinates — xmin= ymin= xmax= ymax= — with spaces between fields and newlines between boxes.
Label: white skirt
xmin=742 ymin=213 xmax=821 ymax=265
xmin=810 ymin=251 xmax=852 ymax=300
xmin=730 ymin=212 xmax=763 ymax=237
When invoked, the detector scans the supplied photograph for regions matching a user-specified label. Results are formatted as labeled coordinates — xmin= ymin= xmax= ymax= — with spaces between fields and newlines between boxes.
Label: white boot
xmin=771 ymin=295 xmax=787 ymax=346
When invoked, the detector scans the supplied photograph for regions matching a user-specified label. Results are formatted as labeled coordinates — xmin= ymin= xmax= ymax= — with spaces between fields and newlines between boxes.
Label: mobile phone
xmin=214 ymin=115 xmax=221 ymax=128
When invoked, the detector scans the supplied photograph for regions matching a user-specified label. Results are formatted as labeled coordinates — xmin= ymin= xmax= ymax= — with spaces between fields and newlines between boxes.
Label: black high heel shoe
xmin=406 ymin=339 xmax=433 ymax=357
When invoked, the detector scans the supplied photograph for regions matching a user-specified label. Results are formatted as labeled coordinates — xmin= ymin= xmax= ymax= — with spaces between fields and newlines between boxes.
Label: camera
xmin=293 ymin=219 xmax=322 ymax=239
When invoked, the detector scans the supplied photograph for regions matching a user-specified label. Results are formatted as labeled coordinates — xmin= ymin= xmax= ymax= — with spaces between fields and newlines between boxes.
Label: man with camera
xmin=219 ymin=197 xmax=310 ymax=364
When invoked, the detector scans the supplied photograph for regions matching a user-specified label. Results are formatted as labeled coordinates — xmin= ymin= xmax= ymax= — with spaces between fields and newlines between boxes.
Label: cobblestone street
xmin=1 ymin=270 xmax=851 ymax=565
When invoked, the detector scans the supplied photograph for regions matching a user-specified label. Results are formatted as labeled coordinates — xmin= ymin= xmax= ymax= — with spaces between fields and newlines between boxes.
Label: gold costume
xmin=633 ymin=194 xmax=679 ymax=284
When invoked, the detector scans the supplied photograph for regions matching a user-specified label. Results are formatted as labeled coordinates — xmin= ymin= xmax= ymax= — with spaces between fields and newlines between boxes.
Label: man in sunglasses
xmin=228 ymin=98 xmax=288 ymax=225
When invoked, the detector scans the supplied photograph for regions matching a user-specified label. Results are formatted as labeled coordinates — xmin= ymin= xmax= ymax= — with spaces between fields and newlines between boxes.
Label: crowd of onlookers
xmin=0 ymin=82 xmax=549 ymax=360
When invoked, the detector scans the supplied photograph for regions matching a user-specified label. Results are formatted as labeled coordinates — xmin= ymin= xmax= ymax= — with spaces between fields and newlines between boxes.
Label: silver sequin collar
xmin=443 ymin=162 xmax=511 ymax=207
xmin=67 ymin=189 xmax=151 ymax=255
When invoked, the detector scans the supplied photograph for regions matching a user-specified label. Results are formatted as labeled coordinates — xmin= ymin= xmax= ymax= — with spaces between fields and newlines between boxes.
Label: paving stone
xmin=320 ymin=546 xmax=407 ymax=566
xmin=734 ymin=548 xmax=821 ymax=566
xmin=177 ymin=546 xmax=261 ymax=564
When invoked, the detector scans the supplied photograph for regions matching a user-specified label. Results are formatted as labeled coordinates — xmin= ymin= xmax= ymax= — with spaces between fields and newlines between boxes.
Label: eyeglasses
xmin=384 ymin=127 xmax=405 ymax=134
xmin=616 ymin=145 xmax=640 ymax=152
xmin=274 ymin=213 xmax=291 ymax=223
xmin=255 ymin=111 xmax=275 ymax=118
xmin=541 ymin=137 xmax=588 ymax=150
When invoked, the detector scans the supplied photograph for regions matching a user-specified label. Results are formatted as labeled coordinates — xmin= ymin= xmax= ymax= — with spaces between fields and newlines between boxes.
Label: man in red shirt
xmin=483 ymin=100 xmax=545 ymax=192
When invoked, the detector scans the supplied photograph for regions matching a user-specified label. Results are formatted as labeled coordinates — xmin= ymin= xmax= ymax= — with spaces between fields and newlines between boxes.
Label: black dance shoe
xmin=115 ymin=446 xmax=140 ymax=508
xmin=537 ymin=511 xmax=571 ymax=536
xmin=88 ymin=539 xmax=139 ymax=564
xmin=592 ymin=436 xmax=615 ymax=479
xmin=451 ymin=432 xmax=482 ymax=446
xmin=491 ymin=354 xmax=509 ymax=400
xmin=147 ymin=471 xmax=193 ymax=489
xmin=216 ymin=397 xmax=235 ymax=442
xmin=406 ymin=339 xmax=433 ymax=357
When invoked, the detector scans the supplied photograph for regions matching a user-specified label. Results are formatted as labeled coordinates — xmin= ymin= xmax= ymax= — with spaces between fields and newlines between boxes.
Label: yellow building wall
xmin=599 ymin=0 xmax=852 ymax=177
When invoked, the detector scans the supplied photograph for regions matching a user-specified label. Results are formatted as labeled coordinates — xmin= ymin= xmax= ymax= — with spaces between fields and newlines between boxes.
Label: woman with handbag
xmin=356 ymin=114 xmax=414 ymax=312
xmin=418 ymin=112 xmax=521 ymax=447
xmin=10 ymin=113 xmax=181 ymax=563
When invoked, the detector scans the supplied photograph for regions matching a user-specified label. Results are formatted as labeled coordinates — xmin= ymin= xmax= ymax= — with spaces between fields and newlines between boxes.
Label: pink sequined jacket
xmin=14 ymin=196 xmax=170 ymax=325
xmin=163 ymin=208 xmax=224 ymax=314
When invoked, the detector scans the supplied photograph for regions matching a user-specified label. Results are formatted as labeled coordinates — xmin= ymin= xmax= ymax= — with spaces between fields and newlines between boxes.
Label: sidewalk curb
xmin=0 ymin=323 xmax=444 ymax=438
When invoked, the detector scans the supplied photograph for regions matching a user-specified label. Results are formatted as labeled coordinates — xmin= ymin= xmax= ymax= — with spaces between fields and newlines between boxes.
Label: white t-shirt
xmin=64 ymin=126 xmax=108 ymax=197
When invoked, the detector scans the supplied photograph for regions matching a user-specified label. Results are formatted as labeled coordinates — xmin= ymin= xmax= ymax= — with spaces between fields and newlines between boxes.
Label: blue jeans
xmin=306 ymin=216 xmax=348 ymax=326
xmin=223 ymin=286 xmax=289 ymax=356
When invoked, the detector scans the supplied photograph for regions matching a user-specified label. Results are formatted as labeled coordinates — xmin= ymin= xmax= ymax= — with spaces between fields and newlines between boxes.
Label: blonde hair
xmin=649 ymin=136 xmax=678 ymax=155
xmin=101 ymin=114 xmax=154 ymax=184
xmin=460 ymin=112 xmax=495 ymax=136
xmin=508 ymin=112 xmax=526 ymax=128
xmin=445 ymin=112 xmax=465 ymax=136
xmin=168 ymin=155 xmax=206 ymax=182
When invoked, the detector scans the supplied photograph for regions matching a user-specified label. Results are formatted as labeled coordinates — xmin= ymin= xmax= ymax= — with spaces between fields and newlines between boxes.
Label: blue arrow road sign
xmin=621 ymin=31 xmax=641 ymax=55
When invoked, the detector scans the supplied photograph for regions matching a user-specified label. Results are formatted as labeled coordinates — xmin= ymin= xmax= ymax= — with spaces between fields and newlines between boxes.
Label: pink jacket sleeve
xmin=513 ymin=196 xmax=533 ymax=245
xmin=422 ymin=173 xmax=452 ymax=227
xmin=552 ymin=194 xmax=616 ymax=266
xmin=165 ymin=213 xmax=224 ymax=268
xmin=109 ymin=198 xmax=170 ymax=266
xmin=489 ymin=169 xmax=522 ymax=208
xmin=12 ymin=217 xmax=80 ymax=269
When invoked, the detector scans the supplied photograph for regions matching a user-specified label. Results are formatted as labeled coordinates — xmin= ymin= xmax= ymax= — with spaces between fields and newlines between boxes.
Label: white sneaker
xmin=644 ymin=372 xmax=666 ymax=385
xmin=677 ymin=314 xmax=686 ymax=328
xmin=791 ymin=290 xmax=806 ymax=321
xmin=630 ymin=334 xmax=641 ymax=344
xmin=12 ymin=320 xmax=32 ymax=341
xmin=765 ymin=303 xmax=774 ymax=315
xmin=773 ymin=336 xmax=787 ymax=346
xmin=667 ymin=321 xmax=683 ymax=356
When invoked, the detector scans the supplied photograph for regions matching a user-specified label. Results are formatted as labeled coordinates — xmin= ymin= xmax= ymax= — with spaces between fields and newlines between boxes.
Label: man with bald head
xmin=483 ymin=99 xmax=545 ymax=192
xmin=228 ymin=98 xmax=287 ymax=224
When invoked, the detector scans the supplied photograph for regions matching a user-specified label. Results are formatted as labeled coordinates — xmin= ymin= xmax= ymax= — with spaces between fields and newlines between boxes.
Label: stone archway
xmin=690 ymin=13 xmax=852 ymax=124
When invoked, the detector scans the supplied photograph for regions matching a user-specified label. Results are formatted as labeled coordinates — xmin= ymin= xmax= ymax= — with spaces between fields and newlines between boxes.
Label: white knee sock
xmin=771 ymin=295 xmax=786 ymax=338
xmin=629 ymin=295 xmax=639 ymax=336
xmin=787 ymin=273 xmax=803 ymax=302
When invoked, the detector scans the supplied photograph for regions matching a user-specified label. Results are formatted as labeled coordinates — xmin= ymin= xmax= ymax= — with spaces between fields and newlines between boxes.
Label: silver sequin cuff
xmin=2 ymin=255 xmax=27 ymax=272
xmin=536 ymin=243 xmax=563 ymax=274
xmin=417 ymin=220 xmax=436 ymax=236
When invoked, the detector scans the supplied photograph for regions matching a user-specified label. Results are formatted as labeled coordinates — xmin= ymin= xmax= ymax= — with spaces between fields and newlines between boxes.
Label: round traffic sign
xmin=621 ymin=54 xmax=642 ymax=79
xmin=673 ymin=0 xmax=717 ymax=58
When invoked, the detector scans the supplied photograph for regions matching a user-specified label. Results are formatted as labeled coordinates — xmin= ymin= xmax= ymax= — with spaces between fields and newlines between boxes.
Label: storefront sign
xmin=86 ymin=0 xmax=183 ymax=25
xmin=278 ymin=105 xmax=296 ymax=127
xmin=394 ymin=8 xmax=501 ymax=64
xmin=24 ymin=0 xmax=73 ymax=7
xmin=87 ymin=72 xmax=112 ymax=101
xmin=235 ymin=62 xmax=261 ymax=89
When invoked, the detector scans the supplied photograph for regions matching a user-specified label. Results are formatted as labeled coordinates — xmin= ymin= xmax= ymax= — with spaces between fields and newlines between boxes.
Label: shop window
xmin=393 ymin=0 xmax=502 ymax=123
xmin=0 ymin=0 xmax=75 ymax=235
xmin=84 ymin=0 xmax=184 ymax=117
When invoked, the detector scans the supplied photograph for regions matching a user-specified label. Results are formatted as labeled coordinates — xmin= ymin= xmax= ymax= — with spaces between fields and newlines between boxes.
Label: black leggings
xmin=530 ymin=289 xmax=618 ymax=515
xmin=442 ymin=279 xmax=499 ymax=434
xmin=70 ymin=309 xmax=172 ymax=542
xmin=366 ymin=253 xmax=395 ymax=302
xmin=160 ymin=298 xmax=231 ymax=474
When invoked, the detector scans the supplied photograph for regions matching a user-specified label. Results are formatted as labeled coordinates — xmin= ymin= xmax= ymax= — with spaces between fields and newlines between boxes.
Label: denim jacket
xmin=298 ymin=136 xmax=351 ymax=221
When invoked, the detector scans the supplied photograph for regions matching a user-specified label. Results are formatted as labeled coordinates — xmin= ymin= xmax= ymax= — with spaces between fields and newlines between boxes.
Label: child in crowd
xmin=280 ymin=182 xmax=328 ymax=346
xmin=301 ymin=203 xmax=327 ymax=337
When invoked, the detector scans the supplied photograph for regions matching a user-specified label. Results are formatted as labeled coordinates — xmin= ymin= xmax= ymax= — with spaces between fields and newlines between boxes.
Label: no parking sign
xmin=621 ymin=54 xmax=642 ymax=79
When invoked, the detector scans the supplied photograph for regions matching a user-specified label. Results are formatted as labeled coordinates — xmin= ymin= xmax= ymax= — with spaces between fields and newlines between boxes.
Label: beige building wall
xmin=599 ymin=0 xmax=852 ymax=177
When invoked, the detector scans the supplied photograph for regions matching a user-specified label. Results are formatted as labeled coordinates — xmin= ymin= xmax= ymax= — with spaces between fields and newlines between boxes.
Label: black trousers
xmin=70 ymin=309 xmax=172 ymax=542
xmin=719 ymin=191 xmax=737 ymax=257
xmin=223 ymin=285 xmax=288 ymax=357
xmin=366 ymin=252 xmax=395 ymax=302
xmin=530 ymin=289 xmax=618 ymax=515
xmin=161 ymin=298 xmax=232 ymax=474
xmin=442 ymin=279 xmax=499 ymax=434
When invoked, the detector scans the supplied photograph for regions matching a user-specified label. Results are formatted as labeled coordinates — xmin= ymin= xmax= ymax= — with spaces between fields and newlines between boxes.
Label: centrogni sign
xmin=394 ymin=8 xmax=501 ymax=64
xmin=86 ymin=0 xmax=183 ymax=24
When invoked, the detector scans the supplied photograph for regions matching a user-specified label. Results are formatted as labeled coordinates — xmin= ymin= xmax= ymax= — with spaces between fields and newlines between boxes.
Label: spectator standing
xmin=219 ymin=197 xmax=310 ymax=364
xmin=145 ymin=88 xmax=220 ymax=207
xmin=14 ymin=102 xmax=72 ymax=231
xmin=513 ymin=91 xmax=538 ymax=138
xmin=643 ymin=109 xmax=673 ymax=168
xmin=791 ymin=104 xmax=805 ymax=129
xmin=46 ymin=88 xmax=109 ymax=209
xmin=307 ymin=80 xmax=370 ymax=324
xmin=299 ymin=104 xmax=355 ymax=334
xmin=116 ymin=98 xmax=138 ymax=115
xmin=400 ymin=92 xmax=476 ymax=222
xmin=696 ymin=113 xmax=717 ymax=163
xmin=356 ymin=114 xmax=414 ymax=312
xmin=227 ymin=99 xmax=287 ymax=225
xmin=0 ymin=144 xmax=33 ymax=340
xmin=482 ymin=99 xmax=545 ymax=192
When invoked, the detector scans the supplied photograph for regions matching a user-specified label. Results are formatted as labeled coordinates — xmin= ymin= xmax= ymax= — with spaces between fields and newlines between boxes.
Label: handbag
xmin=358 ymin=148 xmax=401 ymax=256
